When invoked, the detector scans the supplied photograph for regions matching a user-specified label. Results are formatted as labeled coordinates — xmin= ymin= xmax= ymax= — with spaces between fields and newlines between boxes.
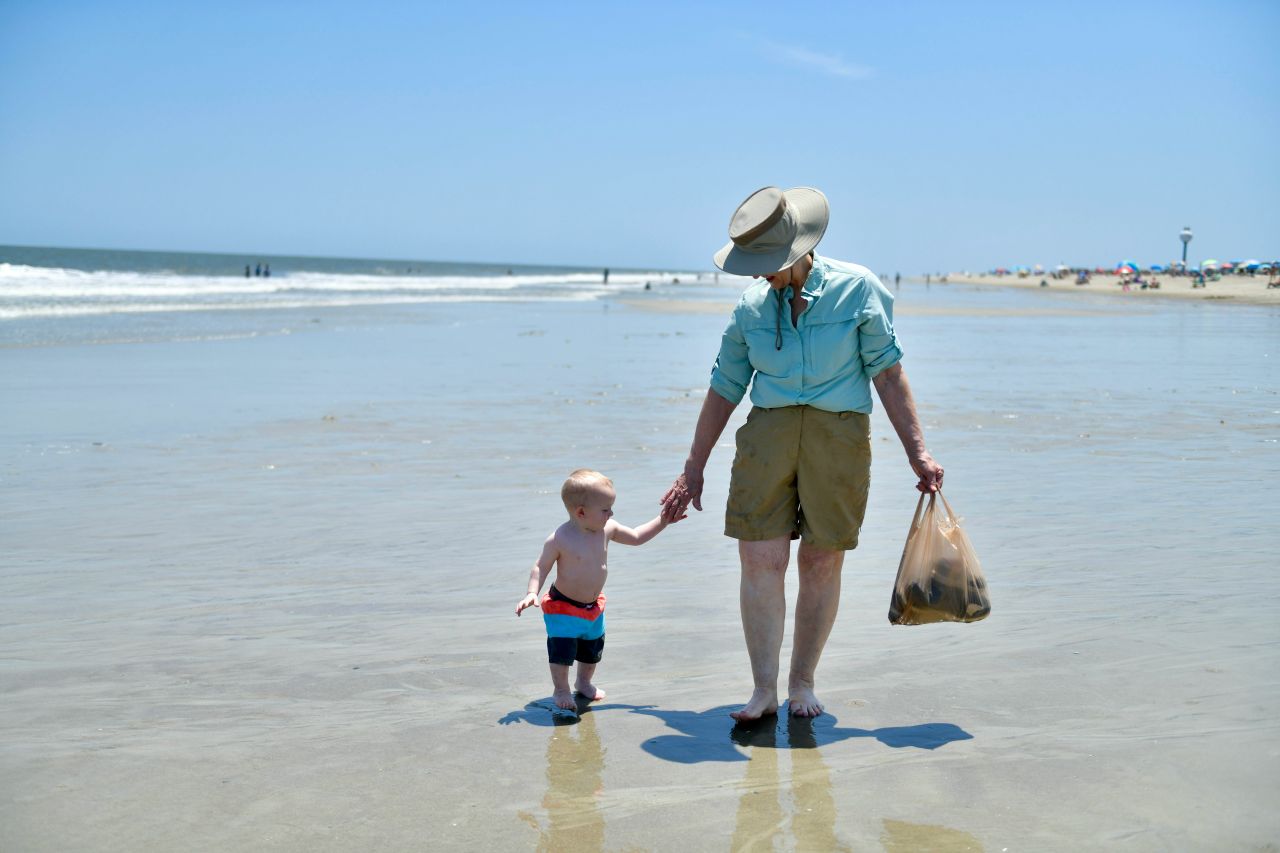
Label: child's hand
xmin=515 ymin=593 xmax=539 ymax=616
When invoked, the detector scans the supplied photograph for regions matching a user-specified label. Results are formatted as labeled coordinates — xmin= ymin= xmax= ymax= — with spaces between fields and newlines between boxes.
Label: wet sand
xmin=2 ymin=284 xmax=1278 ymax=850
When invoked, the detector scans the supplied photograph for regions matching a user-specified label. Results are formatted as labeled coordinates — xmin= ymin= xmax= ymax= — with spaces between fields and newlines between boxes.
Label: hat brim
xmin=713 ymin=187 xmax=829 ymax=275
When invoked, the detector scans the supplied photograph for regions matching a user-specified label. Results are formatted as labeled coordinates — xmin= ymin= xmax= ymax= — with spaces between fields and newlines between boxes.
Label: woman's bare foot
xmin=574 ymin=680 xmax=606 ymax=702
xmin=553 ymin=688 xmax=576 ymax=710
xmin=787 ymin=685 xmax=824 ymax=717
xmin=729 ymin=687 xmax=779 ymax=721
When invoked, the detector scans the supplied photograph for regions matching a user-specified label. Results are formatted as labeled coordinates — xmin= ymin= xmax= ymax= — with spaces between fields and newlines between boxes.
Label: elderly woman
xmin=661 ymin=186 xmax=943 ymax=720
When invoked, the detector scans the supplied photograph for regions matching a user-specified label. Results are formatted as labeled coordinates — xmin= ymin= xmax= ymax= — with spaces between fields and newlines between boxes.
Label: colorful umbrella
xmin=1150 ymin=264 xmax=1165 ymax=272
xmin=1202 ymin=259 xmax=1219 ymax=268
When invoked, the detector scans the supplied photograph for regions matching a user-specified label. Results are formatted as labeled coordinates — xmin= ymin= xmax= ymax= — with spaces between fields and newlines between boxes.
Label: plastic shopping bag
xmin=889 ymin=490 xmax=990 ymax=625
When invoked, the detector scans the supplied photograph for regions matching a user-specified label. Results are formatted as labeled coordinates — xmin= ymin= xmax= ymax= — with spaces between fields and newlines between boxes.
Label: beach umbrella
xmin=1242 ymin=259 xmax=1261 ymax=270
xmin=1150 ymin=264 xmax=1165 ymax=272
xmin=1220 ymin=261 xmax=1235 ymax=270
xmin=1202 ymin=259 xmax=1219 ymax=268
xmin=1117 ymin=261 xmax=1138 ymax=274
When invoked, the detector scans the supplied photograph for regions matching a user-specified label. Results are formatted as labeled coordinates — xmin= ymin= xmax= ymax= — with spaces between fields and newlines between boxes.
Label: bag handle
xmin=935 ymin=488 xmax=958 ymax=524
xmin=906 ymin=490 xmax=931 ymax=537
xmin=895 ymin=491 xmax=931 ymax=576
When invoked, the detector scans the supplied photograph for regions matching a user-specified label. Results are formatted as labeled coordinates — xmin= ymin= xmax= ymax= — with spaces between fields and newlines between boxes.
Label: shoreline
xmin=942 ymin=272 xmax=1280 ymax=307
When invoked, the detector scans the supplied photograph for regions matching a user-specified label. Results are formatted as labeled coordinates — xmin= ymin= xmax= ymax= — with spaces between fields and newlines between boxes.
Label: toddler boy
xmin=516 ymin=469 xmax=680 ymax=711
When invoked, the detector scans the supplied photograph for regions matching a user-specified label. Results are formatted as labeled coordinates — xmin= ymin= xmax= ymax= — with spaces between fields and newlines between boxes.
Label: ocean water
xmin=1 ymin=252 xmax=1278 ymax=850
xmin=0 ymin=244 xmax=708 ymax=346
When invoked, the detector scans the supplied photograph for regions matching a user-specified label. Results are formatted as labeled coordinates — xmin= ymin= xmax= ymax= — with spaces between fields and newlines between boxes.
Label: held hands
xmin=515 ymin=593 xmax=540 ymax=616
xmin=660 ymin=468 xmax=703 ymax=522
xmin=910 ymin=452 xmax=944 ymax=493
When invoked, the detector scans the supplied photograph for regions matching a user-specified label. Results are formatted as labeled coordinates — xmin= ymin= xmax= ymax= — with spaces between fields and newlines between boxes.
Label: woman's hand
xmin=661 ymin=468 xmax=704 ymax=522
xmin=910 ymin=453 xmax=944 ymax=493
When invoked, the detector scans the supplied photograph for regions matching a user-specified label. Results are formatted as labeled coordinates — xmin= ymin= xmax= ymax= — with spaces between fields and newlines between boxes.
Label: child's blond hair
xmin=561 ymin=469 xmax=613 ymax=512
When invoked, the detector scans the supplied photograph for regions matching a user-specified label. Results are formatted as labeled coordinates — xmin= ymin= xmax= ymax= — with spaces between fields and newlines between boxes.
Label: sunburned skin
xmin=516 ymin=477 xmax=682 ymax=711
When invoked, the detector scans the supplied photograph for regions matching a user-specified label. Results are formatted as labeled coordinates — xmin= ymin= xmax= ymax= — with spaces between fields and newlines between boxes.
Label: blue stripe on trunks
xmin=543 ymin=612 xmax=606 ymax=640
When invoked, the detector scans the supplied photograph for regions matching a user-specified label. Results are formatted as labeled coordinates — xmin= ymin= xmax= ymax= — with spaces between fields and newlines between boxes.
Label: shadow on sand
xmin=499 ymin=700 xmax=972 ymax=763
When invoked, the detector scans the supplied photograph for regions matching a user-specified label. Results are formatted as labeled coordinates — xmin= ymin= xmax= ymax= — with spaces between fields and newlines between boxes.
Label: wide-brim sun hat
xmin=713 ymin=186 xmax=829 ymax=276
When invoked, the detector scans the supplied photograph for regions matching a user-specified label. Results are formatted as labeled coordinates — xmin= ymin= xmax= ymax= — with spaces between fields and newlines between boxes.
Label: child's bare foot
xmin=553 ymin=688 xmax=576 ymax=711
xmin=787 ymin=685 xmax=824 ymax=717
xmin=574 ymin=680 xmax=606 ymax=702
xmin=729 ymin=687 xmax=778 ymax=721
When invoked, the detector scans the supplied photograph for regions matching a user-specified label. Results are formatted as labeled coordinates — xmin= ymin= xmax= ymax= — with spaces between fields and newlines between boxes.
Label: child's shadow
xmin=630 ymin=705 xmax=973 ymax=764
xmin=498 ymin=700 xmax=972 ymax=763
xmin=498 ymin=697 xmax=653 ymax=727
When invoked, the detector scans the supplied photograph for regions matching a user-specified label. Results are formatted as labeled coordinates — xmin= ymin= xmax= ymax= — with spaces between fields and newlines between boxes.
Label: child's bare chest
xmin=558 ymin=541 xmax=608 ymax=576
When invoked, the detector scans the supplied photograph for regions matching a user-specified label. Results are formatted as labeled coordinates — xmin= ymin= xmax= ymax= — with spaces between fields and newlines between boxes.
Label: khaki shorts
xmin=724 ymin=405 xmax=871 ymax=551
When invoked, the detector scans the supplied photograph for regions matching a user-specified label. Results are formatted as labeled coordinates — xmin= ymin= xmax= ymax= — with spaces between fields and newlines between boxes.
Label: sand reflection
xmin=881 ymin=817 xmax=983 ymax=851
xmin=729 ymin=716 xmax=852 ymax=852
xmin=519 ymin=707 xmax=607 ymax=853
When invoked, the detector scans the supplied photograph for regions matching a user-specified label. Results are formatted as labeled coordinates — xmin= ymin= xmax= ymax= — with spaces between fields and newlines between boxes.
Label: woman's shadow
xmin=632 ymin=704 xmax=972 ymax=764
xmin=499 ymin=700 xmax=972 ymax=763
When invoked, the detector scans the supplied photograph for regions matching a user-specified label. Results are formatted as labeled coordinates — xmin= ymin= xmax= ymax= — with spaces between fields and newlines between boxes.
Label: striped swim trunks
xmin=541 ymin=584 xmax=606 ymax=666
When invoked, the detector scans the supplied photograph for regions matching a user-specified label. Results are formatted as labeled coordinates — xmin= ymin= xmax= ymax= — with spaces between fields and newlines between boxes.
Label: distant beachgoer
xmin=661 ymin=186 xmax=942 ymax=721
xmin=244 ymin=265 xmax=251 ymax=278
xmin=603 ymin=268 xmax=610 ymax=284
xmin=925 ymin=273 xmax=931 ymax=284
xmin=1040 ymin=279 xmax=1048 ymax=287
xmin=263 ymin=264 xmax=271 ymax=278
xmin=894 ymin=272 xmax=901 ymax=289
xmin=254 ymin=264 xmax=261 ymax=277
xmin=516 ymin=470 xmax=681 ymax=712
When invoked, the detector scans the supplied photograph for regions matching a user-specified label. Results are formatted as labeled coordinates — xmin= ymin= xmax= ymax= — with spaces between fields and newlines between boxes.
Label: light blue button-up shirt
xmin=708 ymin=255 xmax=903 ymax=414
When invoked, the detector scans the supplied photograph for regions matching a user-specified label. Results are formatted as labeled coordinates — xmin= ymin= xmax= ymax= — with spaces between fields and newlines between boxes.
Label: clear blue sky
xmin=2 ymin=1 xmax=1277 ymax=271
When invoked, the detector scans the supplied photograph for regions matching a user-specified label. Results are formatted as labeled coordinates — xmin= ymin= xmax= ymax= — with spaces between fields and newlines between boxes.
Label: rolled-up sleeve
xmin=709 ymin=309 xmax=753 ymax=405
xmin=857 ymin=277 xmax=903 ymax=379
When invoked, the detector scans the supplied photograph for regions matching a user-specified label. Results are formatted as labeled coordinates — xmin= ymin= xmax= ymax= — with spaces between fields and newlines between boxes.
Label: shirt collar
xmin=804 ymin=255 xmax=829 ymax=297
xmin=781 ymin=255 xmax=828 ymax=300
